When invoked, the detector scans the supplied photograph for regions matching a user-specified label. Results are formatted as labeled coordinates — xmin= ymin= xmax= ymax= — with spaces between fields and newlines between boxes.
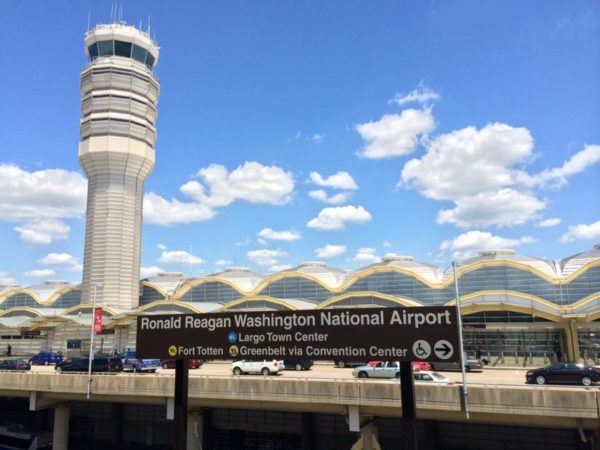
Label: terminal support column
xmin=187 ymin=411 xmax=203 ymax=450
xmin=52 ymin=405 xmax=69 ymax=450
xmin=563 ymin=318 xmax=581 ymax=361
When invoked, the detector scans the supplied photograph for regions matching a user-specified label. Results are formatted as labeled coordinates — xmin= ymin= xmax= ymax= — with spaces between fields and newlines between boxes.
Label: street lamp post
xmin=87 ymin=282 xmax=102 ymax=399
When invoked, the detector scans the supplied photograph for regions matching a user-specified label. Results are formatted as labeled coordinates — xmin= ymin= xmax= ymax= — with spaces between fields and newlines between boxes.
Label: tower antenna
xmin=148 ymin=15 xmax=151 ymax=34
xmin=87 ymin=7 xmax=91 ymax=31
xmin=110 ymin=4 xmax=114 ymax=23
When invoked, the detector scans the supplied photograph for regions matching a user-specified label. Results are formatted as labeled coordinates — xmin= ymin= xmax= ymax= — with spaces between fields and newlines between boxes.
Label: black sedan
xmin=283 ymin=359 xmax=314 ymax=371
xmin=526 ymin=363 xmax=600 ymax=386
xmin=0 ymin=359 xmax=31 ymax=371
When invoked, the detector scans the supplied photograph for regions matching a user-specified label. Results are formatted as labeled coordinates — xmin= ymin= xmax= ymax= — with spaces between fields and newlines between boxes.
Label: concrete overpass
xmin=1 ymin=372 xmax=599 ymax=449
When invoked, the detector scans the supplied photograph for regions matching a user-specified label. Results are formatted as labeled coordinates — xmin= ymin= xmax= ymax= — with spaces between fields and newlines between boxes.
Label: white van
xmin=231 ymin=359 xmax=285 ymax=376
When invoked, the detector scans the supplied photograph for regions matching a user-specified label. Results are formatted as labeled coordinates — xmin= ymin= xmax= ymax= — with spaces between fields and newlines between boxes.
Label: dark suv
xmin=55 ymin=357 xmax=121 ymax=373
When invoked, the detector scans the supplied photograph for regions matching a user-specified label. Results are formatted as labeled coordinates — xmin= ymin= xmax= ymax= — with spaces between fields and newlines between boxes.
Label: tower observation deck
xmin=79 ymin=24 xmax=159 ymax=310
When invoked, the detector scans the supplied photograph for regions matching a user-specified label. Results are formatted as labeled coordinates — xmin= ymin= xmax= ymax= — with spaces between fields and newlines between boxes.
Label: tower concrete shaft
xmin=79 ymin=24 xmax=159 ymax=310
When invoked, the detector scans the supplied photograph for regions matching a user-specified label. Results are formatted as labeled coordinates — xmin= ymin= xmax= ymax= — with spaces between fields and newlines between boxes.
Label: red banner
xmin=93 ymin=307 xmax=103 ymax=334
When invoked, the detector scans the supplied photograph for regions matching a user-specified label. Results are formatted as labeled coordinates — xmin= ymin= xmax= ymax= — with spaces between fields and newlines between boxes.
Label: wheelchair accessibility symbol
xmin=412 ymin=340 xmax=431 ymax=359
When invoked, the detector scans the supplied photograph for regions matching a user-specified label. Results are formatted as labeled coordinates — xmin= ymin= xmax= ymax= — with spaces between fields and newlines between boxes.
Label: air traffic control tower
xmin=79 ymin=24 xmax=159 ymax=310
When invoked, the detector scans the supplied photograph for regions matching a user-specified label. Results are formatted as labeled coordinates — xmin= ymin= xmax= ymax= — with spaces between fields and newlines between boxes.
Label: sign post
xmin=399 ymin=361 xmax=417 ymax=449
xmin=173 ymin=359 xmax=188 ymax=450
xmin=136 ymin=306 xmax=461 ymax=450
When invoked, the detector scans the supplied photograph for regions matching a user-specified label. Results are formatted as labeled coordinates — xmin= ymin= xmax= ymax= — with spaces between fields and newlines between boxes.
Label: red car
xmin=160 ymin=359 xmax=203 ymax=369
xmin=367 ymin=361 xmax=432 ymax=372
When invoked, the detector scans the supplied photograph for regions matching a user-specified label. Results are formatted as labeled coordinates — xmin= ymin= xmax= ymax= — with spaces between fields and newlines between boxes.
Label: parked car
xmin=283 ymin=359 xmax=313 ymax=371
xmin=29 ymin=351 xmax=62 ymax=366
xmin=231 ymin=359 xmax=284 ymax=376
xmin=55 ymin=357 xmax=119 ymax=373
xmin=334 ymin=360 xmax=367 ymax=368
xmin=122 ymin=350 xmax=160 ymax=373
xmin=367 ymin=361 xmax=432 ymax=372
xmin=413 ymin=371 xmax=453 ymax=384
xmin=526 ymin=363 xmax=600 ymax=386
xmin=0 ymin=359 xmax=31 ymax=371
xmin=353 ymin=361 xmax=401 ymax=379
xmin=108 ymin=356 xmax=124 ymax=372
xmin=160 ymin=358 xmax=203 ymax=369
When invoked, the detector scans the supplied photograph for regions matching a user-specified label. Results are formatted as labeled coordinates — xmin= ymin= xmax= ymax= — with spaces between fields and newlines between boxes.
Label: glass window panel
xmin=114 ymin=40 xmax=132 ymax=58
xmin=132 ymin=44 xmax=147 ymax=64
xmin=88 ymin=43 xmax=98 ymax=60
xmin=145 ymin=52 xmax=155 ymax=69
xmin=97 ymin=40 xmax=114 ymax=56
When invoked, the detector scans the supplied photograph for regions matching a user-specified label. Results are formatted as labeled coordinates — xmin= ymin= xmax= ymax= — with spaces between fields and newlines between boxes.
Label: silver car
xmin=352 ymin=361 xmax=401 ymax=379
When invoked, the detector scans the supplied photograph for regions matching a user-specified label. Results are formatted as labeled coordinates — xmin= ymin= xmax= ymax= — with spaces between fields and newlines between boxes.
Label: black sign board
xmin=136 ymin=306 xmax=460 ymax=363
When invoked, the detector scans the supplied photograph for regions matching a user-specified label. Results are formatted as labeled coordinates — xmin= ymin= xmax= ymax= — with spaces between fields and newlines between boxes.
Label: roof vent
xmin=382 ymin=255 xmax=413 ymax=263
xmin=224 ymin=267 xmax=250 ymax=272
xmin=478 ymin=249 xmax=516 ymax=257
xmin=298 ymin=261 xmax=326 ymax=267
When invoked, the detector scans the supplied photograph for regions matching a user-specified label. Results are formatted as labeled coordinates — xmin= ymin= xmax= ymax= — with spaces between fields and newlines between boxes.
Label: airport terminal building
xmin=1 ymin=246 xmax=599 ymax=365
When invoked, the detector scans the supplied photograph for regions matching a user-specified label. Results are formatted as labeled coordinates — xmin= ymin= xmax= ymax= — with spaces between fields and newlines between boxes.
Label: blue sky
xmin=0 ymin=1 xmax=599 ymax=285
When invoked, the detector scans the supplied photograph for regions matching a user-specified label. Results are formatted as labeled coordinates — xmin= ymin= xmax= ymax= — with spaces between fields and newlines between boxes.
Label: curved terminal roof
xmin=0 ymin=284 xmax=18 ymax=296
xmin=144 ymin=272 xmax=185 ymax=295
xmin=448 ymin=250 xmax=557 ymax=278
xmin=26 ymin=281 xmax=74 ymax=302
xmin=561 ymin=244 xmax=600 ymax=277
xmin=210 ymin=267 xmax=264 ymax=291
xmin=282 ymin=262 xmax=347 ymax=288
xmin=362 ymin=256 xmax=443 ymax=284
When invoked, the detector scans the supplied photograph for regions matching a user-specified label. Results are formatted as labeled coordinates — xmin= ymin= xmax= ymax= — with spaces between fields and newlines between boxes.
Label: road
xmin=27 ymin=361 xmax=536 ymax=386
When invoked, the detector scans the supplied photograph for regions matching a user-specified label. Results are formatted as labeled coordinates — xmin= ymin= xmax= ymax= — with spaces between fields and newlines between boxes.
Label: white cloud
xmin=236 ymin=239 xmax=250 ymax=247
xmin=37 ymin=253 xmax=77 ymax=266
xmin=440 ymin=231 xmax=536 ymax=260
xmin=0 ymin=164 xmax=86 ymax=222
xmin=315 ymin=244 xmax=347 ymax=258
xmin=268 ymin=264 xmax=293 ymax=273
xmin=157 ymin=244 xmax=167 ymax=251
xmin=68 ymin=263 xmax=83 ymax=273
xmin=158 ymin=251 xmax=205 ymax=266
xmin=356 ymin=109 xmax=435 ymax=159
xmin=144 ymin=193 xmax=215 ymax=226
xmin=308 ymin=190 xmax=351 ymax=205
xmin=521 ymin=145 xmax=600 ymax=189
xmin=312 ymin=134 xmax=324 ymax=144
xmin=437 ymin=188 xmax=546 ymax=228
xmin=307 ymin=205 xmax=372 ymax=231
xmin=186 ymin=162 xmax=294 ymax=206
xmin=24 ymin=269 xmax=56 ymax=278
xmin=0 ymin=272 xmax=17 ymax=285
xmin=14 ymin=219 xmax=70 ymax=246
xmin=536 ymin=218 xmax=561 ymax=228
xmin=560 ymin=220 xmax=600 ymax=243
xmin=401 ymin=123 xmax=534 ymax=200
xmin=308 ymin=171 xmax=358 ymax=190
xmin=215 ymin=259 xmax=232 ymax=267
xmin=382 ymin=240 xmax=392 ymax=248
xmin=246 ymin=249 xmax=288 ymax=267
xmin=399 ymin=123 xmax=600 ymax=229
xmin=389 ymin=82 xmax=440 ymax=106
xmin=145 ymin=162 xmax=294 ymax=227
xmin=352 ymin=248 xmax=381 ymax=264
xmin=0 ymin=164 xmax=87 ymax=244
xmin=257 ymin=228 xmax=301 ymax=242
xmin=140 ymin=266 xmax=164 ymax=279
